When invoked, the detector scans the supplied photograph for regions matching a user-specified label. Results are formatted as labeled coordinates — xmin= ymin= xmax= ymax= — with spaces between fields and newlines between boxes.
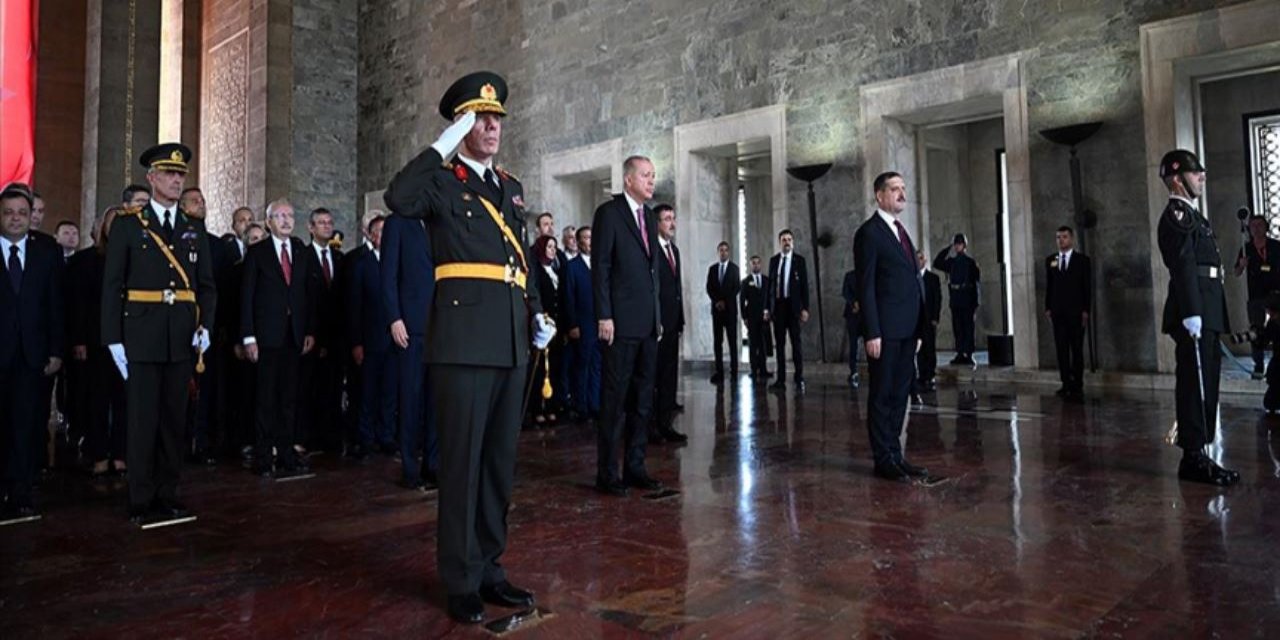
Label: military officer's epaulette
xmin=1164 ymin=198 xmax=1195 ymax=229
xmin=496 ymin=166 xmax=519 ymax=183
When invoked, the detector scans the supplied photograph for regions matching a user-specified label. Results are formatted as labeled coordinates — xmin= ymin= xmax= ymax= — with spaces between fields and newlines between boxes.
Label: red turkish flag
xmin=1 ymin=0 xmax=39 ymax=187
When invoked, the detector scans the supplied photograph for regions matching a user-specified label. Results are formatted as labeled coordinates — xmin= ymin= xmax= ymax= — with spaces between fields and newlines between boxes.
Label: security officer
xmin=934 ymin=233 xmax=980 ymax=366
xmin=101 ymin=143 xmax=216 ymax=523
xmin=383 ymin=71 xmax=556 ymax=624
xmin=1156 ymin=149 xmax=1239 ymax=486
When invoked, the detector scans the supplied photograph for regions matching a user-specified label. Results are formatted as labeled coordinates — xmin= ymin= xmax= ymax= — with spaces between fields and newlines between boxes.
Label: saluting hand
xmin=431 ymin=111 xmax=477 ymax=160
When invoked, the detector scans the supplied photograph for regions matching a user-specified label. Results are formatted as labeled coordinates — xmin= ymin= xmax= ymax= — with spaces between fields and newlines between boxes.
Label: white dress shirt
xmin=1 ymin=235 xmax=27 ymax=269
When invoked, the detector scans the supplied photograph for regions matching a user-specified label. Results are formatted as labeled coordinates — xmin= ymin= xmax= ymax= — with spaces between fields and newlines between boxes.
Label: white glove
xmin=1182 ymin=315 xmax=1202 ymax=339
xmin=108 ymin=343 xmax=129 ymax=380
xmin=430 ymin=111 xmax=476 ymax=161
xmin=192 ymin=327 xmax=210 ymax=354
xmin=532 ymin=313 xmax=557 ymax=350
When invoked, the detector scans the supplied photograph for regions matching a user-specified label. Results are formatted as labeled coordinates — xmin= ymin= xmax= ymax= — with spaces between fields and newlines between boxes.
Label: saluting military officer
xmin=101 ymin=143 xmax=217 ymax=523
xmin=383 ymin=71 xmax=556 ymax=624
xmin=1156 ymin=149 xmax=1240 ymax=486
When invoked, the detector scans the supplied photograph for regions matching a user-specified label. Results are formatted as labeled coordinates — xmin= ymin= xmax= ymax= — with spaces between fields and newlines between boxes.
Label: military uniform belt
xmin=127 ymin=288 xmax=196 ymax=305
xmin=435 ymin=263 xmax=527 ymax=289
xmin=1197 ymin=265 xmax=1222 ymax=280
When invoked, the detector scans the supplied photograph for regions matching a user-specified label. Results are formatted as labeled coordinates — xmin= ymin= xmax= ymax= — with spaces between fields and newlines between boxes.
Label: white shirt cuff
xmin=243 ymin=336 xmax=257 ymax=346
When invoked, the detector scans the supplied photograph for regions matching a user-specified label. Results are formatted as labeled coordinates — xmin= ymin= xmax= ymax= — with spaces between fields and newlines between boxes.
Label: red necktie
xmin=894 ymin=220 xmax=914 ymax=263
xmin=280 ymin=242 xmax=292 ymax=285
xmin=322 ymin=248 xmax=332 ymax=284
xmin=665 ymin=243 xmax=676 ymax=274
xmin=636 ymin=207 xmax=650 ymax=256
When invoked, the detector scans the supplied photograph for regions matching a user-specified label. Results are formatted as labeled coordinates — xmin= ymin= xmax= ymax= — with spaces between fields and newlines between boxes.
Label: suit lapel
xmin=618 ymin=197 xmax=649 ymax=254
xmin=874 ymin=215 xmax=913 ymax=266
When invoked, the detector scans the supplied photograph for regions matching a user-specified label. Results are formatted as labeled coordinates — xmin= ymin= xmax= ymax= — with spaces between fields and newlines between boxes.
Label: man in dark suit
xmin=1045 ymin=225 xmax=1091 ymax=399
xmin=298 ymin=207 xmax=345 ymax=453
xmin=382 ymin=212 xmax=438 ymax=490
xmin=592 ymin=155 xmax=664 ymax=496
xmin=564 ymin=226 xmax=601 ymax=418
xmin=348 ymin=215 xmax=397 ymax=458
xmin=854 ymin=171 xmax=929 ymax=483
xmin=241 ymin=198 xmax=318 ymax=477
xmin=740 ymin=255 xmax=770 ymax=380
xmin=383 ymin=72 xmax=553 ymax=623
xmin=705 ymin=241 xmax=740 ymax=385
xmin=1 ymin=187 xmax=63 ymax=521
xmin=339 ymin=215 xmax=374 ymax=457
xmin=101 ymin=143 xmax=216 ymax=523
xmin=181 ymin=187 xmax=227 ymax=465
xmin=840 ymin=265 xmax=861 ymax=388
xmin=916 ymin=251 xmax=943 ymax=394
xmin=764 ymin=229 xmax=810 ymax=390
xmin=653 ymin=205 xmax=687 ymax=443
xmin=218 ymin=209 xmax=254 ymax=457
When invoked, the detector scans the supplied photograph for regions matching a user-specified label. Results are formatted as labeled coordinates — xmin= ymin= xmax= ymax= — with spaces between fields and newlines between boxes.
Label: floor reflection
xmin=3 ymin=368 xmax=1280 ymax=637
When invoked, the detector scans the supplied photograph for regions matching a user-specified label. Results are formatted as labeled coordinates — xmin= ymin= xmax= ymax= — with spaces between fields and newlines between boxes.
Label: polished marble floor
xmin=4 ymin=368 xmax=1280 ymax=638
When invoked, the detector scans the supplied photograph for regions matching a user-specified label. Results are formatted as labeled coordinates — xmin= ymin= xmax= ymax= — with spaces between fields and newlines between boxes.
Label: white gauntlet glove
xmin=192 ymin=327 xmax=211 ymax=354
xmin=1182 ymin=315 xmax=1202 ymax=339
xmin=108 ymin=343 xmax=129 ymax=380
xmin=430 ymin=111 xmax=476 ymax=161
xmin=533 ymin=313 xmax=557 ymax=350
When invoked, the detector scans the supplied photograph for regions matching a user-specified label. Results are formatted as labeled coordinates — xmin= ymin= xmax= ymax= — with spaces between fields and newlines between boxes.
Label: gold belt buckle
xmin=162 ymin=289 xmax=177 ymax=305
xmin=504 ymin=264 xmax=518 ymax=284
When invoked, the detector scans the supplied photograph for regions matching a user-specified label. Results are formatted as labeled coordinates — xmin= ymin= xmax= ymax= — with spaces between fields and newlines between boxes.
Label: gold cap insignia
xmin=170 ymin=150 xmax=184 ymax=162
xmin=480 ymin=83 xmax=497 ymax=101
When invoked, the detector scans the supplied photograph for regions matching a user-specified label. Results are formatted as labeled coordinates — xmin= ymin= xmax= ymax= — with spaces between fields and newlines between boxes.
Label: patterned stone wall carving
xmin=200 ymin=29 xmax=249 ymax=236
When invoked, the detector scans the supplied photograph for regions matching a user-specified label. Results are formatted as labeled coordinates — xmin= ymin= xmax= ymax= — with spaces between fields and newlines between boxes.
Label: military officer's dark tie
xmin=1060 ymin=253 xmax=1067 ymax=272
xmin=7 ymin=245 xmax=21 ymax=294
xmin=484 ymin=168 xmax=500 ymax=195
xmin=163 ymin=209 xmax=174 ymax=236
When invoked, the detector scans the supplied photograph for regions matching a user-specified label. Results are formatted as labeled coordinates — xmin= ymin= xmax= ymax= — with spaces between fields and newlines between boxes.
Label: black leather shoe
xmin=873 ymin=463 xmax=911 ymax=483
xmin=673 ymin=403 xmax=685 ymax=413
xmin=153 ymin=498 xmax=190 ymax=519
xmin=398 ymin=477 xmax=425 ymax=491
xmin=1207 ymin=460 xmax=1241 ymax=486
xmin=661 ymin=428 xmax=689 ymax=444
xmin=447 ymin=593 xmax=485 ymax=624
xmin=421 ymin=469 xmax=439 ymax=491
xmin=897 ymin=459 xmax=929 ymax=478
xmin=252 ymin=462 xmax=273 ymax=477
xmin=480 ymin=581 xmax=535 ymax=608
xmin=770 ymin=381 xmax=786 ymax=390
xmin=710 ymin=372 xmax=723 ymax=385
xmin=595 ymin=480 xmax=628 ymax=497
xmin=346 ymin=444 xmax=369 ymax=460
xmin=1055 ymin=386 xmax=1068 ymax=397
xmin=794 ymin=379 xmax=806 ymax=391
xmin=624 ymin=474 xmax=663 ymax=491
xmin=848 ymin=374 xmax=860 ymax=389
xmin=1179 ymin=453 xmax=1232 ymax=486
xmin=128 ymin=505 xmax=150 ymax=524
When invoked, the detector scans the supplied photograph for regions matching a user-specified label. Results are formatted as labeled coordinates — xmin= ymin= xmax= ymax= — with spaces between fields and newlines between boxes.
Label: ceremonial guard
xmin=383 ymin=72 xmax=555 ymax=624
xmin=1156 ymin=149 xmax=1239 ymax=486
xmin=101 ymin=143 xmax=216 ymax=523
xmin=934 ymin=233 xmax=980 ymax=366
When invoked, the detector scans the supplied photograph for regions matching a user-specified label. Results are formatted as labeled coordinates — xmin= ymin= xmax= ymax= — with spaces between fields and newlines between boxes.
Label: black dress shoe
xmin=1207 ymin=459 xmax=1241 ymax=486
xmin=873 ymin=463 xmax=911 ymax=483
xmin=479 ymin=580 xmax=535 ymax=608
xmin=661 ymin=428 xmax=688 ymax=444
xmin=673 ymin=403 xmax=685 ymax=413
xmin=910 ymin=393 xmax=924 ymax=406
xmin=594 ymin=480 xmax=628 ymax=497
xmin=623 ymin=474 xmax=663 ymax=491
xmin=421 ymin=469 xmax=439 ymax=490
xmin=1178 ymin=453 xmax=1233 ymax=486
xmin=447 ymin=593 xmax=485 ymax=624
xmin=398 ymin=477 xmax=425 ymax=491
xmin=848 ymin=374 xmax=860 ymax=389
xmin=897 ymin=459 xmax=929 ymax=478
xmin=770 ymin=381 xmax=786 ymax=390
xmin=710 ymin=372 xmax=723 ymax=385
xmin=252 ymin=462 xmax=273 ymax=477
xmin=153 ymin=498 xmax=190 ymax=518
xmin=128 ymin=505 xmax=151 ymax=523
xmin=346 ymin=444 xmax=369 ymax=460
xmin=2 ymin=502 xmax=39 ymax=521
xmin=794 ymin=379 xmax=806 ymax=391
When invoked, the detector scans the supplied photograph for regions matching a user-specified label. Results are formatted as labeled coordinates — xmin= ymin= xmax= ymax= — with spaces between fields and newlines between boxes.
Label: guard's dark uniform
xmin=101 ymin=143 xmax=216 ymax=517
xmin=934 ymin=238 xmax=980 ymax=360
xmin=383 ymin=73 xmax=542 ymax=599
xmin=1157 ymin=196 xmax=1228 ymax=450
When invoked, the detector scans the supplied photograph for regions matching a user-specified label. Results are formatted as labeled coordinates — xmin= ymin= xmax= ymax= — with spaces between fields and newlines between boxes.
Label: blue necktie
xmin=7 ymin=245 xmax=21 ymax=294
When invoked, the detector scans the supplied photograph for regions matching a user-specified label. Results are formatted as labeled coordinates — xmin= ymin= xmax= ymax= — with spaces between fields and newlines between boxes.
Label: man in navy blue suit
xmin=348 ymin=215 xmax=398 ymax=457
xmin=854 ymin=172 xmax=929 ymax=483
xmin=1 ymin=187 xmax=64 ymax=521
xmin=564 ymin=226 xmax=600 ymax=418
xmin=382 ymin=212 xmax=439 ymax=490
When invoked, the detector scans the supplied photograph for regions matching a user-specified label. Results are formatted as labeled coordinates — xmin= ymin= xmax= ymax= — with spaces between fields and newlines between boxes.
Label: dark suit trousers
xmin=712 ymin=311 xmax=739 ymax=374
xmin=952 ymin=305 xmax=976 ymax=355
xmin=746 ymin=319 xmax=767 ymax=375
xmin=85 ymin=348 xmax=127 ymax=462
xmin=127 ymin=359 xmax=190 ymax=509
xmin=227 ymin=354 xmax=256 ymax=451
xmin=192 ymin=339 xmax=222 ymax=453
xmin=1052 ymin=315 xmax=1085 ymax=391
xmin=397 ymin=337 xmax=438 ymax=483
xmin=845 ymin=315 xmax=861 ymax=376
xmin=572 ymin=337 xmax=602 ymax=414
xmin=430 ymin=363 xmax=524 ymax=595
xmin=597 ymin=335 xmax=657 ymax=483
xmin=1 ymin=355 xmax=43 ymax=503
xmin=255 ymin=336 xmax=302 ymax=463
xmin=654 ymin=333 xmax=680 ymax=429
xmin=1173 ymin=328 xmax=1221 ymax=450
xmin=298 ymin=351 xmax=342 ymax=450
xmin=916 ymin=323 xmax=937 ymax=388
xmin=866 ymin=337 xmax=915 ymax=467
xmin=358 ymin=349 xmax=397 ymax=447
xmin=773 ymin=299 xmax=804 ymax=382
